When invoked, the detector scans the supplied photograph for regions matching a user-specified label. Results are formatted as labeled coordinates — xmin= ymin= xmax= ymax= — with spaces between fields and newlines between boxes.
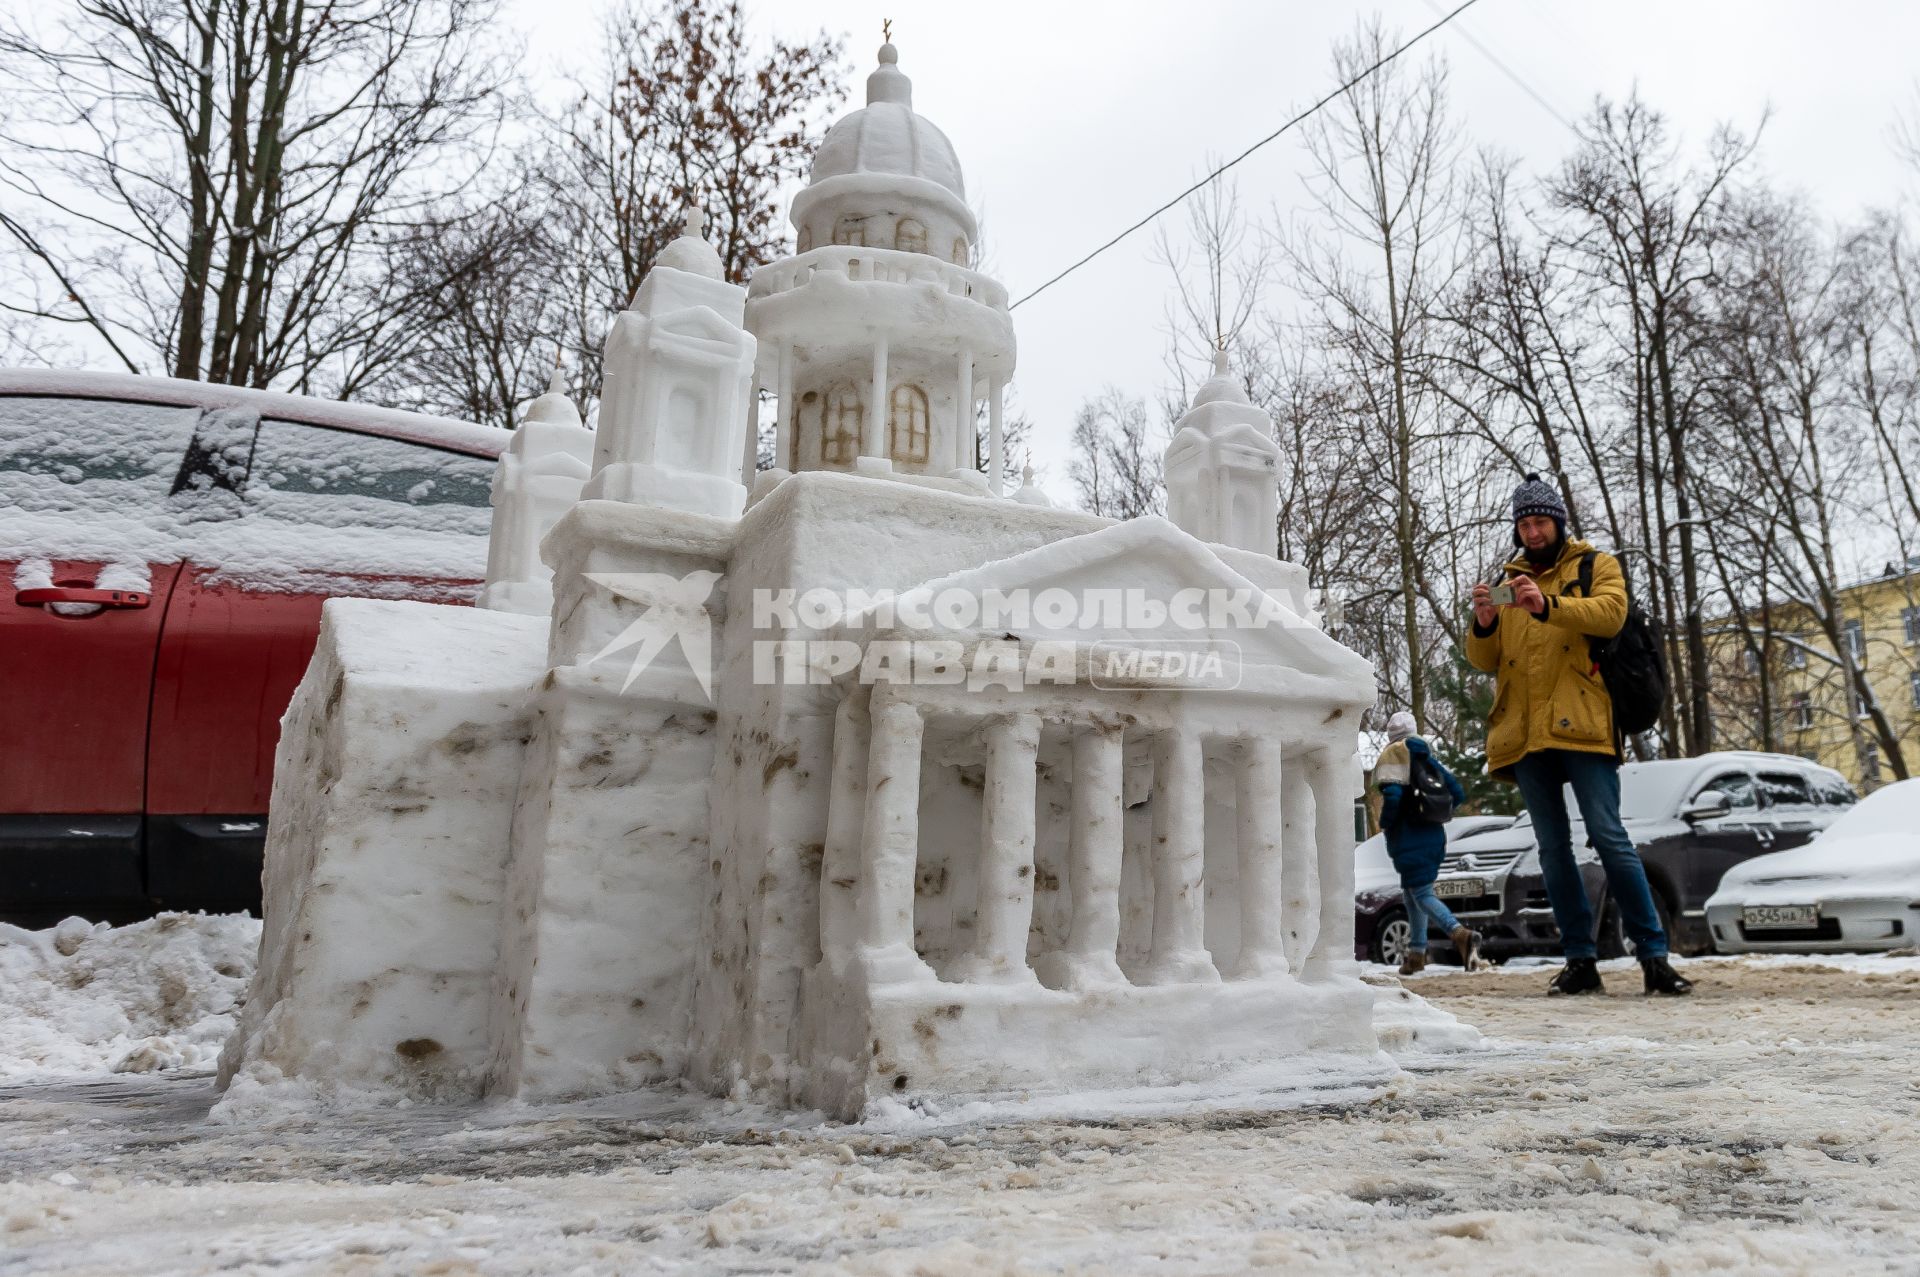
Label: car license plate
xmin=1743 ymin=904 xmax=1819 ymax=929
xmin=1434 ymin=878 xmax=1486 ymax=900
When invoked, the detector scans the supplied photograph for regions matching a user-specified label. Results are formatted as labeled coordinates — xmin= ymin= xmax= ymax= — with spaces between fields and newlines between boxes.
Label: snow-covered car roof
xmin=1709 ymin=779 xmax=1920 ymax=902
xmin=0 ymin=368 xmax=505 ymax=459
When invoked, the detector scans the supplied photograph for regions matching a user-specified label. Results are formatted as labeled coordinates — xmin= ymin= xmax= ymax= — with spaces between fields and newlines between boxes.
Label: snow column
xmin=1144 ymin=729 xmax=1220 ymax=984
xmin=1040 ymin=722 xmax=1127 ymax=990
xmin=1279 ymin=762 xmax=1318 ymax=969
xmin=819 ymin=693 xmax=870 ymax=971
xmin=1232 ymin=734 xmax=1289 ymax=978
xmin=856 ymin=693 xmax=931 ymax=983
xmin=955 ymin=712 xmax=1041 ymax=985
xmin=1301 ymin=746 xmax=1359 ymax=981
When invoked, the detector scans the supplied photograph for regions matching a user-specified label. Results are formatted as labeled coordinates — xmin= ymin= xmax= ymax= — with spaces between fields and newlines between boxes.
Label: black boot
xmin=1641 ymin=956 xmax=1694 ymax=997
xmin=1547 ymin=956 xmax=1604 ymax=996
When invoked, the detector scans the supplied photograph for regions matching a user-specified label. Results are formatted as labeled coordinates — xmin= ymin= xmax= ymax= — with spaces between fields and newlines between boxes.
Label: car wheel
xmin=1372 ymin=908 xmax=1412 ymax=967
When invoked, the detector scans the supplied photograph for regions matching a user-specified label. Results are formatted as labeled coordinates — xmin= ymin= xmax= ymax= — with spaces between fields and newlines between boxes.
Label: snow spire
xmin=1013 ymin=457 xmax=1053 ymax=507
xmin=653 ymin=202 xmax=724 ymax=281
xmin=1212 ymin=345 xmax=1230 ymax=377
xmin=524 ymin=357 xmax=581 ymax=428
xmin=866 ymin=38 xmax=911 ymax=107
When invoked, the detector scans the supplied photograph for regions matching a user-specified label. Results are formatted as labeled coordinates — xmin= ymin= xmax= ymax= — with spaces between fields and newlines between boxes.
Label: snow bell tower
xmin=1164 ymin=349 xmax=1281 ymax=555
xmin=586 ymin=209 xmax=757 ymax=519
xmin=746 ymin=40 xmax=1017 ymax=490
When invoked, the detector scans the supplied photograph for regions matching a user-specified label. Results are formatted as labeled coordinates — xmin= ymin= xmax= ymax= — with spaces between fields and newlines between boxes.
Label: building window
xmin=819 ymin=388 xmax=862 ymax=466
xmin=1844 ymin=619 xmax=1866 ymax=664
xmin=832 ymin=216 xmax=867 ymax=247
xmin=951 ymin=236 xmax=969 ymax=265
xmin=1741 ymin=648 xmax=1761 ymax=675
xmin=1903 ymin=606 xmax=1920 ymax=646
xmin=1789 ymin=692 xmax=1812 ymax=731
xmin=895 ymin=218 xmax=927 ymax=254
xmin=1910 ymin=670 xmax=1920 ymax=711
xmin=1863 ymin=741 xmax=1882 ymax=782
xmin=888 ymin=383 xmax=930 ymax=464
xmin=1785 ymin=639 xmax=1807 ymax=670
xmin=1853 ymin=686 xmax=1872 ymax=720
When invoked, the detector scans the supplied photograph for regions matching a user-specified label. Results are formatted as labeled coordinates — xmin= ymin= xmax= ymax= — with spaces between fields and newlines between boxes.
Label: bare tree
xmin=541 ymin=0 xmax=842 ymax=392
xmin=1547 ymin=95 xmax=1759 ymax=754
xmin=1068 ymin=389 xmax=1165 ymax=519
xmin=0 ymin=0 xmax=512 ymax=392
xmin=1284 ymin=16 xmax=1462 ymax=727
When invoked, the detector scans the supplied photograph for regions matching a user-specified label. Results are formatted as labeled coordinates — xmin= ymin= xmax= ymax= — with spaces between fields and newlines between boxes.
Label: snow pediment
xmin=631 ymin=266 xmax=746 ymax=327
xmin=644 ymin=304 xmax=753 ymax=349
xmin=840 ymin=516 xmax=1372 ymax=695
xmin=1166 ymin=422 xmax=1278 ymax=472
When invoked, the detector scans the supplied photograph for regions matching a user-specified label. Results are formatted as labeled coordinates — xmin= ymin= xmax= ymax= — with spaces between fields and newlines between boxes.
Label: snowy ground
xmin=3 ymin=918 xmax=1920 ymax=1274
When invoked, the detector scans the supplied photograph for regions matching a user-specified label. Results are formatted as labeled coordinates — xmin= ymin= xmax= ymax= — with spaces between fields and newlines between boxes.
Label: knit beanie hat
xmin=1386 ymin=711 xmax=1417 ymax=743
xmin=1511 ymin=473 xmax=1567 ymax=537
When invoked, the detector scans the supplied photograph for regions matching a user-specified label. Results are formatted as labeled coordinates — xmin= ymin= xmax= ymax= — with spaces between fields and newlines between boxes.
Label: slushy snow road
xmin=2 ymin=915 xmax=1918 ymax=1274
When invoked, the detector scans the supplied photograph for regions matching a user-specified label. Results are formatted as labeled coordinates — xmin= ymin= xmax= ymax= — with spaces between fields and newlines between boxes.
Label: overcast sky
xmin=509 ymin=0 xmax=1919 ymax=500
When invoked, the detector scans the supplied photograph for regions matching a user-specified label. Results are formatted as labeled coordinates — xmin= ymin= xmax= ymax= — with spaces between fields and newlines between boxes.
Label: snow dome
xmin=791 ymin=42 xmax=976 ymax=263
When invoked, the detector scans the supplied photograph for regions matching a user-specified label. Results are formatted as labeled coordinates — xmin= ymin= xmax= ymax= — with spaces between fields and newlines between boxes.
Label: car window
xmin=1812 ymin=775 xmax=1857 ymax=807
xmin=246 ymin=418 xmax=494 ymax=533
xmin=0 ymin=395 xmax=197 ymax=522
xmin=1756 ymin=771 xmax=1813 ymax=810
xmin=1695 ymin=772 xmax=1757 ymax=811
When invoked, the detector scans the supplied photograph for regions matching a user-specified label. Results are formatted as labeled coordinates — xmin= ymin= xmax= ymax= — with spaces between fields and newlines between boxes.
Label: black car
xmin=1426 ymin=752 xmax=1856 ymax=960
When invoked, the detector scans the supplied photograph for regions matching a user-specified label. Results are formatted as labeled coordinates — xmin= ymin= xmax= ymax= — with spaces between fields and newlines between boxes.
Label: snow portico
xmin=221 ymin=43 xmax=1420 ymax=1119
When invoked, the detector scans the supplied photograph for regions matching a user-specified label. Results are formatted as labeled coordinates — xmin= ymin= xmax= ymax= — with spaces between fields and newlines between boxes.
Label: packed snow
xmin=0 ymin=914 xmax=256 ymax=1080
xmin=3 ymin=915 xmax=1920 ymax=1273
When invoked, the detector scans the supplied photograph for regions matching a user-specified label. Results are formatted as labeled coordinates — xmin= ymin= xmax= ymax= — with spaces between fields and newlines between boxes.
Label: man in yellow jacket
xmin=1467 ymin=475 xmax=1692 ymax=997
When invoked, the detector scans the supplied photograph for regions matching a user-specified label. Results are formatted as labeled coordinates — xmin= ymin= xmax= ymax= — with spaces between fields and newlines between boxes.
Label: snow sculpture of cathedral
xmin=221 ymin=43 xmax=1423 ymax=1120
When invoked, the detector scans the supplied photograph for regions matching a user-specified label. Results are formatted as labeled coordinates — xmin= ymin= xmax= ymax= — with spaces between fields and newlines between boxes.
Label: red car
xmin=1 ymin=370 xmax=504 ymax=924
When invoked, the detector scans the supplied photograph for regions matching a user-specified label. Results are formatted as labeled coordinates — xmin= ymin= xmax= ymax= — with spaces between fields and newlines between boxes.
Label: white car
xmin=1705 ymin=778 xmax=1920 ymax=953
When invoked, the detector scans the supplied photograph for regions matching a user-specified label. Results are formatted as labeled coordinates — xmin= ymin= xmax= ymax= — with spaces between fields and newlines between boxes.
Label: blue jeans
xmin=1512 ymin=749 xmax=1668 ymax=960
xmin=1403 ymin=879 xmax=1462 ymax=952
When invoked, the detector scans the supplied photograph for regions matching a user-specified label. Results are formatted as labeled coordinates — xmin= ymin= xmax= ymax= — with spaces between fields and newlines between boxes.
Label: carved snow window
xmin=832 ymin=216 xmax=867 ymax=247
xmin=951 ymin=236 xmax=969 ymax=265
xmin=896 ymin=218 xmax=927 ymax=254
xmin=821 ymin=388 xmax=862 ymax=465
xmin=888 ymin=384 xmax=929 ymax=464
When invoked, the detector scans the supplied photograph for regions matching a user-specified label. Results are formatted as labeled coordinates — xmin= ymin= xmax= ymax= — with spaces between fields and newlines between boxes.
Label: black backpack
xmin=1574 ymin=550 xmax=1669 ymax=737
xmin=1404 ymin=751 xmax=1456 ymax=824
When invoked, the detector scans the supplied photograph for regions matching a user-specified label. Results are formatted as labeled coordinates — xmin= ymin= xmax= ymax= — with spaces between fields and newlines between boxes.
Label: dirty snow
xmin=4 ymin=915 xmax=1920 ymax=1273
xmin=0 ymin=915 xmax=256 ymax=1080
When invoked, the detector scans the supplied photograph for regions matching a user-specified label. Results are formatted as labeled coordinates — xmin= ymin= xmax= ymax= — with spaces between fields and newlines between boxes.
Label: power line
xmin=1420 ymin=0 xmax=1573 ymax=131
xmin=1008 ymin=0 xmax=1485 ymax=312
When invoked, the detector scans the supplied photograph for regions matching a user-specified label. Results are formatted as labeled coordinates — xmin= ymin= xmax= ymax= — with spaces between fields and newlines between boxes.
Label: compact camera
xmin=1486 ymin=582 xmax=1517 ymax=606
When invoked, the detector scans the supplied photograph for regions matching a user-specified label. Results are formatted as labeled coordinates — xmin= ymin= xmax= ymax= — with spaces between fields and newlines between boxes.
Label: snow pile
xmin=0 ymin=913 xmax=259 ymax=1079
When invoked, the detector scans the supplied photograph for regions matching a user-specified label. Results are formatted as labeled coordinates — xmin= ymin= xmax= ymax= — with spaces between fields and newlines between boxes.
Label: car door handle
xmin=15 ymin=587 xmax=151 ymax=609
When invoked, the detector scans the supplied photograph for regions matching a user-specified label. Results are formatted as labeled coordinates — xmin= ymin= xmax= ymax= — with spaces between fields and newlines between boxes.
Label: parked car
xmin=1353 ymin=813 xmax=1517 ymax=966
xmin=1427 ymin=752 xmax=1856 ymax=959
xmin=1 ymin=369 xmax=503 ymax=924
xmin=1705 ymin=778 xmax=1920 ymax=953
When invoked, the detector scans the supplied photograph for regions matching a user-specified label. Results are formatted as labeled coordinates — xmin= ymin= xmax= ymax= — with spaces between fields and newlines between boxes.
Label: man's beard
xmin=1522 ymin=533 xmax=1564 ymax=569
